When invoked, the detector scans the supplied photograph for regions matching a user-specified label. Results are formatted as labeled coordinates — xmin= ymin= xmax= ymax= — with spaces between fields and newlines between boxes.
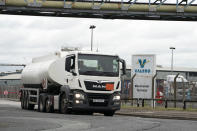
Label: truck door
xmin=65 ymin=55 xmax=77 ymax=88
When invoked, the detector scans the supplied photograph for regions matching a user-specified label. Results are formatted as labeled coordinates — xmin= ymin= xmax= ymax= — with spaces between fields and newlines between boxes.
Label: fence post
xmin=152 ymin=73 xmax=157 ymax=108
xmin=137 ymin=98 xmax=139 ymax=107
xmin=142 ymin=99 xmax=144 ymax=107
xmin=192 ymin=83 xmax=195 ymax=100
xmin=0 ymin=87 xmax=1 ymax=98
xmin=183 ymin=100 xmax=186 ymax=110
xmin=0 ymin=87 xmax=2 ymax=98
xmin=181 ymin=77 xmax=186 ymax=103
xmin=174 ymin=73 xmax=179 ymax=108
xmin=165 ymin=99 xmax=168 ymax=108
xmin=130 ymin=73 xmax=136 ymax=106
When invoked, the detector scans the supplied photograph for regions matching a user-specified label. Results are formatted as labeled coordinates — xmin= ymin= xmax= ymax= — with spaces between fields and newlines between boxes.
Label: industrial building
xmin=0 ymin=73 xmax=22 ymax=99
xmin=124 ymin=65 xmax=197 ymax=81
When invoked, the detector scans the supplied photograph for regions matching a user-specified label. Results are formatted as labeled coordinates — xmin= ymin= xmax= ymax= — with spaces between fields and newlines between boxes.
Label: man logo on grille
xmin=97 ymin=80 xmax=102 ymax=84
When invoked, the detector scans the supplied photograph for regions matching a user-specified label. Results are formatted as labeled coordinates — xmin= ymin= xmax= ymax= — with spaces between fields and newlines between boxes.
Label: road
xmin=0 ymin=99 xmax=197 ymax=131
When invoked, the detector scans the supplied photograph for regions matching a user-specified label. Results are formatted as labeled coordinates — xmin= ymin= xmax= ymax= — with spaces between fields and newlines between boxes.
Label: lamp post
xmin=170 ymin=47 xmax=175 ymax=74
xmin=89 ymin=25 xmax=96 ymax=51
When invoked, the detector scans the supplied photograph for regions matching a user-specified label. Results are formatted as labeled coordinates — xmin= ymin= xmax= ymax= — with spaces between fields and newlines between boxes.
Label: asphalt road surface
xmin=0 ymin=99 xmax=197 ymax=131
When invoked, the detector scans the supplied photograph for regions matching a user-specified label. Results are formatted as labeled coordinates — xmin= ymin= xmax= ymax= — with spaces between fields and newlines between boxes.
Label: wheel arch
xmin=59 ymin=85 xmax=71 ymax=109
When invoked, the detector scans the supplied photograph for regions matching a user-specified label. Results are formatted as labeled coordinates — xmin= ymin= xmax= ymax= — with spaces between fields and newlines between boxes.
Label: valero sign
xmin=132 ymin=54 xmax=156 ymax=99
xmin=132 ymin=54 xmax=156 ymax=76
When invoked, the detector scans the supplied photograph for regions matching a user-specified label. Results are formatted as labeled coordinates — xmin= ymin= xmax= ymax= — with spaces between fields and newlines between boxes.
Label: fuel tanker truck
xmin=20 ymin=50 xmax=126 ymax=116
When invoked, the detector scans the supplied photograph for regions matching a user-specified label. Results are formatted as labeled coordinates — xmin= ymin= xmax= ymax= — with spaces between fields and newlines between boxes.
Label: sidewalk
xmin=116 ymin=108 xmax=197 ymax=120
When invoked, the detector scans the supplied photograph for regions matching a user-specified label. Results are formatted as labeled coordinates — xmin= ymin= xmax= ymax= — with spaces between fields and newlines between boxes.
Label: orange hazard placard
xmin=106 ymin=84 xmax=114 ymax=91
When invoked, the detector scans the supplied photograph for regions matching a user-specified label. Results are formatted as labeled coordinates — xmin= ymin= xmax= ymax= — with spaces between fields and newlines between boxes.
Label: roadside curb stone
xmin=116 ymin=109 xmax=197 ymax=121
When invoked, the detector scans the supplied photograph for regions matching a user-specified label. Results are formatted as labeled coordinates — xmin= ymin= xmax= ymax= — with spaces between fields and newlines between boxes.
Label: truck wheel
xmin=60 ymin=94 xmax=68 ymax=114
xmin=104 ymin=111 xmax=115 ymax=116
xmin=39 ymin=97 xmax=46 ymax=112
xmin=28 ymin=104 xmax=35 ymax=110
xmin=21 ymin=91 xmax=25 ymax=109
xmin=24 ymin=91 xmax=28 ymax=109
xmin=46 ymin=98 xmax=54 ymax=113
xmin=25 ymin=91 xmax=34 ymax=110
xmin=27 ymin=99 xmax=35 ymax=110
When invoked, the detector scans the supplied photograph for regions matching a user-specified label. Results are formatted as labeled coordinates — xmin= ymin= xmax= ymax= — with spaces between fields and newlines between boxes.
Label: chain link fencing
xmin=0 ymin=79 xmax=22 ymax=100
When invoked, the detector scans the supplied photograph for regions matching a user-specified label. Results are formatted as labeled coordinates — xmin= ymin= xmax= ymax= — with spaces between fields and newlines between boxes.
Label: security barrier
xmin=0 ymin=80 xmax=22 ymax=100
xmin=121 ymin=98 xmax=197 ymax=110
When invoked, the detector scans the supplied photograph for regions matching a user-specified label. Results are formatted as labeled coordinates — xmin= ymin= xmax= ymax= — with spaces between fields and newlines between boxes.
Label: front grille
xmin=87 ymin=93 xmax=111 ymax=107
xmin=84 ymin=81 xmax=114 ymax=91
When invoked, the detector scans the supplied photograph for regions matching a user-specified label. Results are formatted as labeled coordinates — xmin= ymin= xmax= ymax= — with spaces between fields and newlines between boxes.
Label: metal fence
xmin=121 ymin=74 xmax=197 ymax=109
xmin=0 ymin=80 xmax=22 ymax=100
xmin=121 ymin=98 xmax=197 ymax=110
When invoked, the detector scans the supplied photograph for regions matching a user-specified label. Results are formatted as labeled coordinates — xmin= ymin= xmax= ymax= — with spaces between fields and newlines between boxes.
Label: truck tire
xmin=46 ymin=98 xmax=54 ymax=113
xmin=21 ymin=91 xmax=25 ymax=109
xmin=27 ymin=101 xmax=35 ymax=110
xmin=39 ymin=96 xmax=46 ymax=112
xmin=60 ymin=94 xmax=69 ymax=114
xmin=24 ymin=91 xmax=28 ymax=109
xmin=24 ymin=91 xmax=34 ymax=110
xmin=28 ymin=104 xmax=35 ymax=110
xmin=104 ymin=111 xmax=115 ymax=116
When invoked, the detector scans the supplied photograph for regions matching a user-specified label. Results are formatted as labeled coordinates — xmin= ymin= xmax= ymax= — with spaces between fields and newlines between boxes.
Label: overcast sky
xmin=1 ymin=14 xmax=197 ymax=71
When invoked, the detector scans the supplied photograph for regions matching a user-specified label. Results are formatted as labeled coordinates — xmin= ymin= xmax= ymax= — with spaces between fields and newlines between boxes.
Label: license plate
xmin=92 ymin=99 xmax=105 ymax=103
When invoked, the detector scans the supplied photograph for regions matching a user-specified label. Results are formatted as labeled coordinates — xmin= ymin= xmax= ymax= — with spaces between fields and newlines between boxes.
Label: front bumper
xmin=72 ymin=92 xmax=121 ymax=112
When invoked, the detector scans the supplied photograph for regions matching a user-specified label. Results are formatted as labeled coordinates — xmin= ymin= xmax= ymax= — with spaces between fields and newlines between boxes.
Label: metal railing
xmin=121 ymin=98 xmax=197 ymax=110
xmin=0 ymin=86 xmax=21 ymax=100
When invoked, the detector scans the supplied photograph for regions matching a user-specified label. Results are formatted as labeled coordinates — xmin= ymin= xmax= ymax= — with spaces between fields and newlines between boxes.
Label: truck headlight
xmin=75 ymin=93 xmax=85 ymax=100
xmin=75 ymin=100 xmax=83 ymax=104
xmin=113 ymin=95 xmax=121 ymax=101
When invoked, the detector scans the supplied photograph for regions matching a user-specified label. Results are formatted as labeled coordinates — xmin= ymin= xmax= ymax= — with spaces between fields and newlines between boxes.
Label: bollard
xmin=152 ymin=99 xmax=155 ymax=109
xmin=165 ymin=99 xmax=168 ymax=109
xmin=137 ymin=99 xmax=140 ymax=107
xmin=183 ymin=101 xmax=186 ymax=110
xmin=130 ymin=74 xmax=136 ymax=106
xmin=142 ymin=99 xmax=145 ymax=107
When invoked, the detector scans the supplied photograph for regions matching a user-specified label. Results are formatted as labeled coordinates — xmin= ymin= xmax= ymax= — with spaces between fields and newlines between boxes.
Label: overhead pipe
xmin=3 ymin=0 xmax=197 ymax=13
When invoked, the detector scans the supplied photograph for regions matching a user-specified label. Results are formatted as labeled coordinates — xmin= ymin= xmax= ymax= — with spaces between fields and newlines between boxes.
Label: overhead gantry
xmin=0 ymin=0 xmax=197 ymax=21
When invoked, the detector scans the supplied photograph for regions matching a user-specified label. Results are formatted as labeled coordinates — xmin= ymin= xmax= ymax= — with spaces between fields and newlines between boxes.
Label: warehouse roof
xmin=156 ymin=66 xmax=197 ymax=72
xmin=126 ymin=65 xmax=197 ymax=72
xmin=0 ymin=74 xmax=21 ymax=80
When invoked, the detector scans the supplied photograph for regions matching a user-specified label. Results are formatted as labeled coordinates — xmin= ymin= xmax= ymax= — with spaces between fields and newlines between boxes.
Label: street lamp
xmin=89 ymin=25 xmax=96 ymax=51
xmin=169 ymin=47 xmax=176 ymax=74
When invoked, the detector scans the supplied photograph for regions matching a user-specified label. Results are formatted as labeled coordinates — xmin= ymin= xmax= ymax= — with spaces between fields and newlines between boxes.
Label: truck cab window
xmin=65 ymin=55 xmax=75 ymax=72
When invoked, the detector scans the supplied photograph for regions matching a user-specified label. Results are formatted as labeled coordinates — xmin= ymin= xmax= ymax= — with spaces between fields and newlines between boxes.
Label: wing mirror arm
xmin=71 ymin=70 xmax=77 ymax=76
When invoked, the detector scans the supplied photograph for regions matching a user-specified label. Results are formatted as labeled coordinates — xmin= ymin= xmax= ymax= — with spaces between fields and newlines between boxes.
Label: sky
xmin=1 ymin=13 xmax=197 ymax=72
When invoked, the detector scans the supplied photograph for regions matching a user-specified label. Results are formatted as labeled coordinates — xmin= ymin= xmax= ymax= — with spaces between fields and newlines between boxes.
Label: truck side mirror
xmin=119 ymin=59 xmax=126 ymax=75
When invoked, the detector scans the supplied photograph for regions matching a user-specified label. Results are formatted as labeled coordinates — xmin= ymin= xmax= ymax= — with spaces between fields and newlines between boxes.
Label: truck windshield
xmin=78 ymin=54 xmax=119 ymax=77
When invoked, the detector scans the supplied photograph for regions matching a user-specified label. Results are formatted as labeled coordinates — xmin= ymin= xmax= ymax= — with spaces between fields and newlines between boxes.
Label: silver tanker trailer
xmin=20 ymin=50 xmax=126 ymax=116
